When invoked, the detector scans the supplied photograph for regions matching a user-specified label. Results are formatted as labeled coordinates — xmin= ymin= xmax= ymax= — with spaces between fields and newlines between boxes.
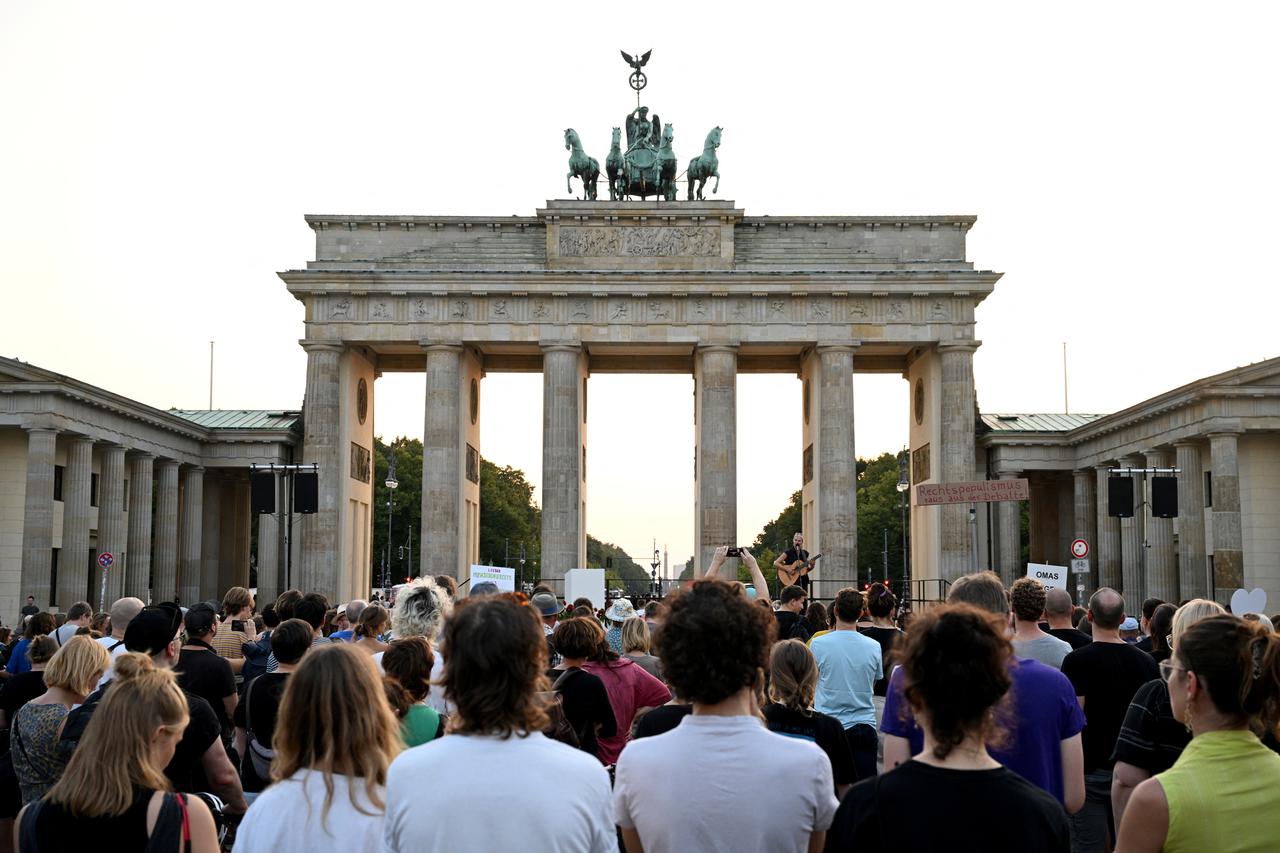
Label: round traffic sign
xmin=1070 ymin=539 xmax=1089 ymax=559
xmin=97 ymin=552 xmax=114 ymax=569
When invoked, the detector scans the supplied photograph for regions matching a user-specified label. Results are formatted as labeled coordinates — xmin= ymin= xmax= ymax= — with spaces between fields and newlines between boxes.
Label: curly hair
xmin=1008 ymin=577 xmax=1047 ymax=623
xmin=440 ymin=596 xmax=550 ymax=737
xmin=655 ymin=579 xmax=775 ymax=705
xmin=900 ymin=604 xmax=1013 ymax=760
xmin=390 ymin=578 xmax=453 ymax=641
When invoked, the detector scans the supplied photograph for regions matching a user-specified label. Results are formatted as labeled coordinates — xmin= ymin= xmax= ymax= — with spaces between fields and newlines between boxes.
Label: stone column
xmin=997 ymin=470 xmax=1023 ymax=586
xmin=177 ymin=466 xmax=204 ymax=606
xmin=1174 ymin=441 xmax=1208 ymax=600
xmin=1073 ymin=470 xmax=1098 ymax=598
xmin=97 ymin=444 xmax=127 ymax=609
xmin=1209 ymin=432 xmax=1243 ymax=595
xmin=422 ymin=345 xmax=463 ymax=580
xmin=1096 ymin=465 xmax=1123 ymax=591
xmin=126 ymin=452 xmax=154 ymax=601
xmin=542 ymin=344 xmax=588 ymax=581
xmin=1119 ymin=454 xmax=1146 ymax=604
xmin=20 ymin=428 xmax=58 ymax=608
xmin=299 ymin=342 xmax=344 ymax=597
xmin=256 ymin=472 xmax=280 ymax=606
xmin=938 ymin=343 xmax=978 ymax=579
xmin=1144 ymin=449 xmax=1177 ymax=603
xmin=200 ymin=473 xmax=222 ymax=604
xmin=59 ymin=437 xmax=94 ymax=608
xmin=694 ymin=345 xmax=737 ymax=576
xmin=152 ymin=460 xmax=180 ymax=604
xmin=815 ymin=346 xmax=857 ymax=598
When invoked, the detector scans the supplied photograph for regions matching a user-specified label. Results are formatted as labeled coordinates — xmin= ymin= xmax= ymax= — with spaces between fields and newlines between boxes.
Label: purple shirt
xmin=879 ymin=657 xmax=1085 ymax=804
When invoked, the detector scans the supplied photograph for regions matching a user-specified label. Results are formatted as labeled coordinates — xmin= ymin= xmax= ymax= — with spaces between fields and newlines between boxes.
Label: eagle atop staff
xmin=620 ymin=50 xmax=652 ymax=73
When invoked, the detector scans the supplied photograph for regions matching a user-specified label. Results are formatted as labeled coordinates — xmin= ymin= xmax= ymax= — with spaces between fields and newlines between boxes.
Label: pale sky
xmin=2 ymin=2 xmax=1277 ymax=570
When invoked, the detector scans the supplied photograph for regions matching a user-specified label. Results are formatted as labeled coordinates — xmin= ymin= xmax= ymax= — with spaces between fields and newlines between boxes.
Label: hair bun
xmin=111 ymin=652 xmax=156 ymax=681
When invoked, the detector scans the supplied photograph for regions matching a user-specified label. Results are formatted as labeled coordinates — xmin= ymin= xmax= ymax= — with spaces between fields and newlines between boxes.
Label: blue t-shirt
xmin=5 ymin=638 xmax=32 ymax=675
xmin=329 ymin=630 xmax=354 ymax=642
xmin=810 ymin=629 xmax=883 ymax=728
xmin=879 ymin=657 xmax=1085 ymax=804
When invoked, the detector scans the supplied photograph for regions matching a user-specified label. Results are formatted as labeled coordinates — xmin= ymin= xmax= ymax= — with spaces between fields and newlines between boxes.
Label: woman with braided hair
xmin=1115 ymin=615 xmax=1280 ymax=852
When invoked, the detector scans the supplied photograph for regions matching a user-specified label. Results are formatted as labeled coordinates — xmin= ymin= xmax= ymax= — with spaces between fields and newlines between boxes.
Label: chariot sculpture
xmin=562 ymin=51 xmax=722 ymax=203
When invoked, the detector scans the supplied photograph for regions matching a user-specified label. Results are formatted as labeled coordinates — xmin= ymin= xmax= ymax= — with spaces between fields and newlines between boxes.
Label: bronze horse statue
xmin=564 ymin=128 xmax=599 ymax=201
xmin=687 ymin=126 xmax=722 ymax=201
xmin=606 ymin=127 xmax=625 ymax=201
xmin=657 ymin=123 xmax=677 ymax=201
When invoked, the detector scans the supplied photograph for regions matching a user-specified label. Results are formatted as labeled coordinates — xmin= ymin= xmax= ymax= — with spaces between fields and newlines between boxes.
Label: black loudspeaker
xmin=1151 ymin=476 xmax=1178 ymax=518
xmin=294 ymin=471 xmax=318 ymax=514
xmin=250 ymin=472 xmax=275 ymax=515
xmin=1108 ymin=476 xmax=1134 ymax=518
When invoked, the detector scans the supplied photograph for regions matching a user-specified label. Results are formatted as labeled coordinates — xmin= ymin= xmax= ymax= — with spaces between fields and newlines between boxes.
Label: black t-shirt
xmin=166 ymin=691 xmax=221 ymax=794
xmin=233 ymin=673 xmax=288 ymax=749
xmin=1135 ymin=635 xmax=1153 ymax=653
xmin=775 ymin=611 xmax=812 ymax=643
xmin=0 ymin=671 xmax=45 ymax=716
xmin=1047 ymin=627 xmax=1091 ymax=650
xmin=763 ymin=703 xmax=855 ymax=790
xmin=550 ymin=667 xmax=616 ymax=756
xmin=780 ymin=548 xmax=812 ymax=593
xmin=632 ymin=704 xmax=693 ymax=739
xmin=177 ymin=642 xmax=236 ymax=738
xmin=856 ymin=627 xmax=901 ymax=696
xmin=1060 ymin=641 xmax=1160 ymax=773
xmin=1110 ymin=678 xmax=1188 ymax=776
xmin=19 ymin=606 xmax=38 ymax=619
xmin=825 ymin=761 xmax=1069 ymax=852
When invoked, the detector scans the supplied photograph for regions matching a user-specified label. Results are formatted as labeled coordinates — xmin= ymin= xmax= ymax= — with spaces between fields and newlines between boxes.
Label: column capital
xmin=539 ymin=343 xmax=583 ymax=355
xmin=1206 ymin=430 xmax=1243 ymax=439
xmin=22 ymin=425 xmax=59 ymax=436
xmin=937 ymin=340 xmax=981 ymax=354
xmin=299 ymin=340 xmax=346 ymax=354
xmin=425 ymin=343 xmax=466 ymax=353
xmin=127 ymin=449 xmax=156 ymax=461
xmin=182 ymin=464 xmax=205 ymax=474
xmin=815 ymin=343 xmax=860 ymax=355
xmin=1172 ymin=438 xmax=1204 ymax=449
xmin=694 ymin=344 xmax=739 ymax=355
xmin=997 ymin=468 xmax=1023 ymax=479
xmin=156 ymin=457 xmax=181 ymax=470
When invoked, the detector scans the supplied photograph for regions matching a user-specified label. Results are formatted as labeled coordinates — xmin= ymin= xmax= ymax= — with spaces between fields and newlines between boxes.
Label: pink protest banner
xmin=914 ymin=478 xmax=1030 ymax=506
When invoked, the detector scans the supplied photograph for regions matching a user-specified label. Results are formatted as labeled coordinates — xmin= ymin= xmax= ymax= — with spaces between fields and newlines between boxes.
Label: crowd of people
xmin=0 ymin=544 xmax=1275 ymax=852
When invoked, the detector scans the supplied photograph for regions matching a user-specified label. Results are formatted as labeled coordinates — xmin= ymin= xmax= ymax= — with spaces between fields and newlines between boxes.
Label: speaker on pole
xmin=1151 ymin=476 xmax=1178 ymax=518
xmin=1108 ymin=476 xmax=1134 ymax=518
xmin=250 ymin=471 xmax=275 ymax=514
xmin=294 ymin=471 xmax=318 ymax=514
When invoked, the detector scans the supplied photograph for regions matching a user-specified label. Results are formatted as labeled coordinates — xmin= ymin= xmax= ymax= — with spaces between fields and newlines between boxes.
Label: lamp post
xmin=651 ymin=540 xmax=661 ymax=597
xmin=896 ymin=449 xmax=910 ymax=609
xmin=384 ymin=453 xmax=398 ymax=593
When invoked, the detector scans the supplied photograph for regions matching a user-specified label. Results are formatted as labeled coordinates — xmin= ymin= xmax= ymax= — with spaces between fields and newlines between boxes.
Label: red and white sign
xmin=97 ymin=552 xmax=114 ymax=569
xmin=1070 ymin=539 xmax=1090 ymax=559
xmin=914 ymin=478 xmax=1030 ymax=506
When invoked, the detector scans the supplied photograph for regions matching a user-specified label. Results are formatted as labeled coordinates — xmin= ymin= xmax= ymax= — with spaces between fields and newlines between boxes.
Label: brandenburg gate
xmin=281 ymin=200 xmax=1001 ymax=603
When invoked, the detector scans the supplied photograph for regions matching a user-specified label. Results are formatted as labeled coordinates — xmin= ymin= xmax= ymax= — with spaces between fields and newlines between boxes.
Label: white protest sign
xmin=565 ymin=568 xmax=606 ymax=611
xmin=468 ymin=565 xmax=516 ymax=593
xmin=1026 ymin=563 xmax=1068 ymax=591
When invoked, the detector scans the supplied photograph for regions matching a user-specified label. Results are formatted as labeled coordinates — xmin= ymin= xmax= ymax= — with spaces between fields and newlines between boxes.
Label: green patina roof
xmin=169 ymin=409 xmax=301 ymax=431
xmin=979 ymin=413 xmax=1104 ymax=433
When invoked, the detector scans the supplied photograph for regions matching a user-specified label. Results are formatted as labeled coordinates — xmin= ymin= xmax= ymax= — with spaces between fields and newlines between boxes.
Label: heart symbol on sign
xmin=1229 ymin=587 xmax=1268 ymax=617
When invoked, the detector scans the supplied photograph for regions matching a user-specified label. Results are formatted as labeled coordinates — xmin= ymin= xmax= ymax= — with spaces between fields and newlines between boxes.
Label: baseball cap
xmin=1119 ymin=616 xmax=1140 ymax=631
xmin=183 ymin=602 xmax=218 ymax=637
xmin=531 ymin=592 xmax=560 ymax=617
xmin=124 ymin=602 xmax=184 ymax=655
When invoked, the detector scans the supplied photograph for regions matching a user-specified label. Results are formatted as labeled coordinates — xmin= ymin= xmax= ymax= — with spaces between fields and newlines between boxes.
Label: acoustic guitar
xmin=777 ymin=553 xmax=822 ymax=588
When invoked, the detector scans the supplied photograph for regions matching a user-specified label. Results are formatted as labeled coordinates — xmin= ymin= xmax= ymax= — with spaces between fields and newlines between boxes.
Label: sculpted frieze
xmin=558 ymin=226 xmax=719 ymax=257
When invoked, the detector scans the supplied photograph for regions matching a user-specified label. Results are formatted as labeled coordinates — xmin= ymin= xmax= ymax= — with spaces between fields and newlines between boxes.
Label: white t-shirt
xmin=53 ymin=623 xmax=82 ymax=647
xmin=94 ymin=634 xmax=129 ymax=688
xmin=372 ymin=649 xmax=453 ymax=716
xmin=233 ymin=768 xmax=384 ymax=853
xmin=382 ymin=732 xmax=614 ymax=853
xmin=614 ymin=714 xmax=839 ymax=853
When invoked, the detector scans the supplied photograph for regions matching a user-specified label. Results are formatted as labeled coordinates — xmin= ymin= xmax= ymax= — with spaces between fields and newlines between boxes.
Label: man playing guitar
xmin=774 ymin=532 xmax=820 ymax=595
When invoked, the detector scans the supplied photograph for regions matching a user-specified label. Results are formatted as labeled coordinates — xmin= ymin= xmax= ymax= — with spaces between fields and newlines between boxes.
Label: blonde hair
xmin=1172 ymin=598 xmax=1226 ymax=649
xmin=768 ymin=639 xmax=818 ymax=713
xmin=272 ymin=644 xmax=401 ymax=821
xmin=44 ymin=634 xmax=110 ymax=695
xmin=621 ymin=616 xmax=651 ymax=654
xmin=46 ymin=653 xmax=187 ymax=816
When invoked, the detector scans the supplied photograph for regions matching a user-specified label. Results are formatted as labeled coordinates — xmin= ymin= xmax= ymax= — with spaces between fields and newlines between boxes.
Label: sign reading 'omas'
xmin=1026 ymin=563 xmax=1068 ymax=591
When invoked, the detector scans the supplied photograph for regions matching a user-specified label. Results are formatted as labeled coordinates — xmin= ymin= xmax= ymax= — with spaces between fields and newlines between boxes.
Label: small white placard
xmin=468 ymin=565 xmax=516 ymax=593
xmin=1027 ymin=562 xmax=1068 ymax=591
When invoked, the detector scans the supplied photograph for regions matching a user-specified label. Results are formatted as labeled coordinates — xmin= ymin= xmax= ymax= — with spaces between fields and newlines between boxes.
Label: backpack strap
xmin=108 ymin=639 xmax=124 ymax=652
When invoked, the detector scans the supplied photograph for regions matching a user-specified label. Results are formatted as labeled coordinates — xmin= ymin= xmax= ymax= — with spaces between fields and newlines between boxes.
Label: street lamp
xmin=896 ymin=449 xmax=910 ymax=609
xmin=384 ymin=453 xmax=398 ymax=593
